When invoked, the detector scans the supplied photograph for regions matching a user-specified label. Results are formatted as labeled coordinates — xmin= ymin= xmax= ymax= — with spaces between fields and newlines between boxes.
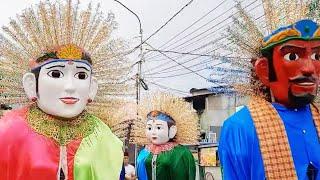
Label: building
xmin=185 ymin=87 xmax=248 ymax=143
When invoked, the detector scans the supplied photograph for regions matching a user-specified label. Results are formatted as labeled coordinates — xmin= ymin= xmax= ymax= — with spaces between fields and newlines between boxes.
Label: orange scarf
xmin=248 ymin=97 xmax=320 ymax=180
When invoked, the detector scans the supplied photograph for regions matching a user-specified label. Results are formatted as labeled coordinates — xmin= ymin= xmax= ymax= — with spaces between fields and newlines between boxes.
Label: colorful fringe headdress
xmin=211 ymin=0 xmax=320 ymax=98
xmin=0 ymin=0 xmax=134 ymax=133
xmin=131 ymin=93 xmax=200 ymax=145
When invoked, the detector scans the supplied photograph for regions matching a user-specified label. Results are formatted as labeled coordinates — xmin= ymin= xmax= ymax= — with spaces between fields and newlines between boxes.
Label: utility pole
xmin=113 ymin=0 xmax=143 ymax=107
xmin=137 ymin=21 xmax=143 ymax=107
xmin=113 ymin=1 xmax=145 ymax=176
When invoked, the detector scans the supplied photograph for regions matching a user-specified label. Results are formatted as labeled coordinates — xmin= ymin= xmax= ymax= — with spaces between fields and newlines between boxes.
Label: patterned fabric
xmin=27 ymin=105 xmax=96 ymax=146
xmin=262 ymin=19 xmax=320 ymax=52
xmin=145 ymin=142 xmax=178 ymax=155
xmin=311 ymin=104 xmax=320 ymax=138
xmin=248 ymin=97 xmax=297 ymax=179
xmin=248 ymin=97 xmax=320 ymax=180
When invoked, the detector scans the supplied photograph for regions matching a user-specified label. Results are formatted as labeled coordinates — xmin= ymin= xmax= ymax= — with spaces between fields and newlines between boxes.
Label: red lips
xmin=289 ymin=76 xmax=318 ymax=94
xmin=59 ymin=97 xmax=79 ymax=104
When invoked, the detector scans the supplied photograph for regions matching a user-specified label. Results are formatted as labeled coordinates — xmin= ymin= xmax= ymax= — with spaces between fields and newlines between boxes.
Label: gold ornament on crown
xmin=0 ymin=0 xmax=134 ymax=136
xmin=56 ymin=44 xmax=83 ymax=60
xmin=131 ymin=93 xmax=200 ymax=145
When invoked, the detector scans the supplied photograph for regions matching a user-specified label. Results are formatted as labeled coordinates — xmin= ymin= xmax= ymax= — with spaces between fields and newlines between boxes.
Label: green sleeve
xmin=145 ymin=145 xmax=196 ymax=180
xmin=182 ymin=146 xmax=196 ymax=180
xmin=171 ymin=145 xmax=196 ymax=180
xmin=74 ymin=115 xmax=124 ymax=180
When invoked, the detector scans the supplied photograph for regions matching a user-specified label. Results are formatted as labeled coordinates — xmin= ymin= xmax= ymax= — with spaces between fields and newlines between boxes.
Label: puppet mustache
xmin=289 ymin=76 xmax=316 ymax=83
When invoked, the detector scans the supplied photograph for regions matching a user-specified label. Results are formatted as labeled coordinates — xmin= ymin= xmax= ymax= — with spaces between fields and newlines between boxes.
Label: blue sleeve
xmin=218 ymin=107 xmax=253 ymax=180
xmin=137 ymin=148 xmax=150 ymax=180
xmin=119 ymin=164 xmax=125 ymax=180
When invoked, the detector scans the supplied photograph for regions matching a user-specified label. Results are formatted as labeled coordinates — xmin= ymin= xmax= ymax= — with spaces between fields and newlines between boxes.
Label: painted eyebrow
xmin=46 ymin=65 xmax=65 ymax=69
xmin=155 ymin=124 xmax=163 ymax=126
xmin=311 ymin=46 xmax=320 ymax=51
xmin=280 ymin=45 xmax=306 ymax=51
xmin=76 ymin=66 xmax=90 ymax=71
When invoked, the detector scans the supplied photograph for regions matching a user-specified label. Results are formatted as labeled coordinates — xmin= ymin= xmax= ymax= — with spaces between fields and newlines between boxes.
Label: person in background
xmin=124 ymin=152 xmax=136 ymax=180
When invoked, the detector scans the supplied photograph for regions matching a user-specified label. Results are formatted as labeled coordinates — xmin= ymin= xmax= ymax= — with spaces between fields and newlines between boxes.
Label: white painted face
xmin=145 ymin=119 xmax=177 ymax=145
xmin=23 ymin=60 xmax=98 ymax=118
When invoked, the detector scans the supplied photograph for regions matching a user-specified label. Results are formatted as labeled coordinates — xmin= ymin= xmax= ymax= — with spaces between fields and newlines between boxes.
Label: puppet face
xmin=256 ymin=39 xmax=320 ymax=107
xmin=145 ymin=119 xmax=177 ymax=145
xmin=23 ymin=60 xmax=98 ymax=118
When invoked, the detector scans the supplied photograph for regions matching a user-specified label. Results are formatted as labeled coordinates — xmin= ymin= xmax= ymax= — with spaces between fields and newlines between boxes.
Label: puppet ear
xmin=22 ymin=73 xmax=37 ymax=99
xmin=89 ymin=77 xmax=98 ymax=100
xmin=255 ymin=57 xmax=270 ymax=87
xmin=169 ymin=125 xmax=177 ymax=139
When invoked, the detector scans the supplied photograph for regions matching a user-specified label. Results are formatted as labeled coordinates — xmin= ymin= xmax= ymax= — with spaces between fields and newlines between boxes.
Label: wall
xmin=199 ymin=94 xmax=248 ymax=142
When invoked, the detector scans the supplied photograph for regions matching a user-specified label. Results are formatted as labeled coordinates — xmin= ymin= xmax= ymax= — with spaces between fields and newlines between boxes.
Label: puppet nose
xmin=64 ymin=78 xmax=76 ymax=93
xmin=301 ymin=59 xmax=315 ymax=76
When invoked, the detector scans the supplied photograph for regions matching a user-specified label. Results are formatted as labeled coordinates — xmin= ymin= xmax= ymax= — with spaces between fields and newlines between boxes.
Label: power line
xmin=146 ymin=34 xmax=224 ymax=61
xmin=145 ymin=58 xmax=213 ymax=75
xmin=150 ymin=2 xmax=262 ymax=63
xmin=145 ymin=36 xmax=223 ymax=62
xmin=166 ymin=0 xmax=261 ymax=51
xmin=199 ymin=13 xmax=265 ymax=54
xmin=144 ymin=43 xmax=248 ymax=75
xmin=143 ymin=1 xmax=264 ymax=82
xmin=144 ymin=0 xmax=229 ymax=58
xmin=144 ymin=1 xmax=247 ymax=60
xmin=144 ymin=44 xmax=215 ymax=74
xmin=159 ymin=13 xmax=265 ymax=71
xmin=142 ymin=58 xmax=173 ymax=86
xmin=145 ymin=48 xmax=250 ymax=59
xmin=146 ymin=66 xmax=208 ymax=78
xmin=145 ymin=53 xmax=203 ymax=73
xmin=146 ymin=43 xmax=213 ymax=82
xmin=147 ymin=81 xmax=190 ymax=95
xmin=169 ymin=3 xmax=266 ymax=56
xmin=144 ymin=48 xmax=251 ymax=76
xmin=146 ymin=8 xmax=264 ymax=67
xmin=144 ymin=1 xmax=235 ymax=59
xmin=144 ymin=37 xmax=245 ymax=74
xmin=199 ymin=6 xmax=294 ymax=59
xmin=145 ymin=10 xmax=265 ymax=71
xmin=131 ymin=0 xmax=194 ymax=52
xmin=145 ymin=0 xmax=260 ymax=61
xmin=146 ymin=49 xmax=213 ymax=57
xmin=146 ymin=59 xmax=224 ymax=76
xmin=144 ymin=0 xmax=286 ymax=78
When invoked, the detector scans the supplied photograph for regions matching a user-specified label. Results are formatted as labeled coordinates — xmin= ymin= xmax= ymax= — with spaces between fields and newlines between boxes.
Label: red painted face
xmin=256 ymin=39 xmax=320 ymax=107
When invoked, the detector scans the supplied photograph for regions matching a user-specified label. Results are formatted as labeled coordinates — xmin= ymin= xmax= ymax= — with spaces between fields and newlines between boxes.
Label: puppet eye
xmin=47 ymin=70 xmax=64 ymax=78
xmin=75 ymin=72 xmax=88 ymax=80
xmin=284 ymin=53 xmax=299 ymax=61
xmin=311 ymin=53 xmax=320 ymax=61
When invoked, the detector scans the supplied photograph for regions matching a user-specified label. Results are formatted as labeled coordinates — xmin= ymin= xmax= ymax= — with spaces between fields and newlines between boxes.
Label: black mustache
xmin=289 ymin=76 xmax=316 ymax=83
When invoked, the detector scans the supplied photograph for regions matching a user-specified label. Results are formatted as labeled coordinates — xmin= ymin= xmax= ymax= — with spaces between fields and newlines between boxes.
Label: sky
xmin=0 ymin=0 xmax=264 ymax=97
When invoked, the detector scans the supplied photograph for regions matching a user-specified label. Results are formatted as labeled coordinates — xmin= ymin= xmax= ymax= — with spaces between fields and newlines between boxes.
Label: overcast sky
xmin=0 ymin=0 xmax=263 ymax=97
